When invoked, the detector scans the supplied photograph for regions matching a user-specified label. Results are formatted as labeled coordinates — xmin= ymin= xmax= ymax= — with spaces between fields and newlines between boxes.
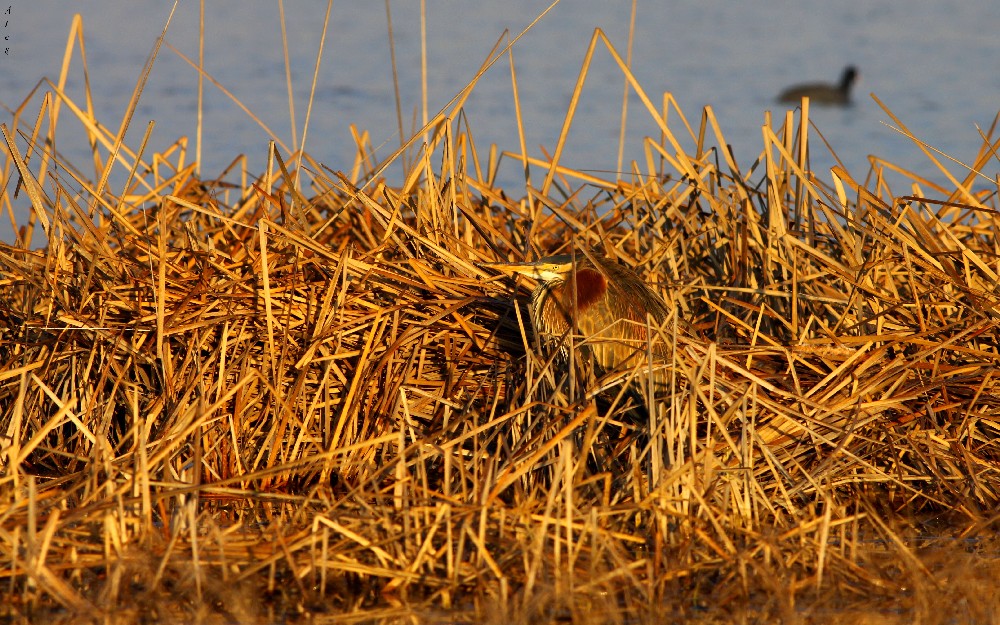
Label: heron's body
xmin=490 ymin=253 xmax=683 ymax=382
xmin=778 ymin=66 xmax=858 ymax=106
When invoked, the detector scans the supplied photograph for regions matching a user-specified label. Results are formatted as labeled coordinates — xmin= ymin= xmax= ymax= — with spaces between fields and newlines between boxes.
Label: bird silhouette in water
xmin=778 ymin=65 xmax=858 ymax=106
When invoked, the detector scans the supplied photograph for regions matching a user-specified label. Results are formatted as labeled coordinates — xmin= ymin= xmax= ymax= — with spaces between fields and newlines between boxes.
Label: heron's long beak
xmin=483 ymin=260 xmax=536 ymax=273
xmin=483 ymin=260 xmax=557 ymax=282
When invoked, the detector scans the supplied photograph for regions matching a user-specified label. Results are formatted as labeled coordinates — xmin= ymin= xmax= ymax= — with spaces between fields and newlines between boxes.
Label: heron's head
xmin=486 ymin=255 xmax=581 ymax=284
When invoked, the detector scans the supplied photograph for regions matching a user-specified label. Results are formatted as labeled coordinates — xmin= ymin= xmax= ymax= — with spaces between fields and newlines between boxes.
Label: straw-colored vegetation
xmin=2 ymin=11 xmax=1000 ymax=625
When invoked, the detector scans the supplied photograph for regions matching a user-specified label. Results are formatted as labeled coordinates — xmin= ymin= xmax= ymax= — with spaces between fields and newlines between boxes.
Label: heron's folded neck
xmin=567 ymin=268 xmax=607 ymax=313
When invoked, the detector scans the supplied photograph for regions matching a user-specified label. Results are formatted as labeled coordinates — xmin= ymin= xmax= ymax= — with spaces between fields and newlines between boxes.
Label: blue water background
xmin=2 ymin=0 xmax=999 ymax=242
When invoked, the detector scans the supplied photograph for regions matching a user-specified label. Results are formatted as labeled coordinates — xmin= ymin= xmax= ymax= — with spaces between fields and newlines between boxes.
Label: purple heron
xmin=488 ymin=251 xmax=687 ymax=384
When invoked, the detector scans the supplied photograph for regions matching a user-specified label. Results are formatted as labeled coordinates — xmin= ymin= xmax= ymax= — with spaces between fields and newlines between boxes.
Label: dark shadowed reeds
xmin=2 ymin=16 xmax=1000 ymax=625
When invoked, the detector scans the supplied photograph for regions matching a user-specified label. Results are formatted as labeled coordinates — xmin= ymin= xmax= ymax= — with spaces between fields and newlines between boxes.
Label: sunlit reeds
xmin=1 ymin=13 xmax=999 ymax=625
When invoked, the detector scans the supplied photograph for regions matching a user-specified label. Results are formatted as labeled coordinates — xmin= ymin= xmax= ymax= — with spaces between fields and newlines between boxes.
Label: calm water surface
xmin=3 ymin=0 xmax=999 ymax=242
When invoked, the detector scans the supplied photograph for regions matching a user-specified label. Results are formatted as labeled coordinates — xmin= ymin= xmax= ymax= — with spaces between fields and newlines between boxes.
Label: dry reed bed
xmin=2 ymin=34 xmax=1000 ymax=625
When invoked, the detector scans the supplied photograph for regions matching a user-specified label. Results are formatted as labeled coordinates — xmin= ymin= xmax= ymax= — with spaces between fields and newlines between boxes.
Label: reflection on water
xmin=3 ymin=0 xmax=1000 ymax=243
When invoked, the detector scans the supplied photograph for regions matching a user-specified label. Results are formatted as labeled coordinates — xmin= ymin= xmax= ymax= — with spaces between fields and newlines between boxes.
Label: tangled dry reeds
xmin=2 ymin=18 xmax=1000 ymax=625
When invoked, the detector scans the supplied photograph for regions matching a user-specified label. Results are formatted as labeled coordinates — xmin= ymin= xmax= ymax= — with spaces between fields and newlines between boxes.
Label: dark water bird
xmin=487 ymin=251 xmax=687 ymax=381
xmin=778 ymin=65 xmax=858 ymax=106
